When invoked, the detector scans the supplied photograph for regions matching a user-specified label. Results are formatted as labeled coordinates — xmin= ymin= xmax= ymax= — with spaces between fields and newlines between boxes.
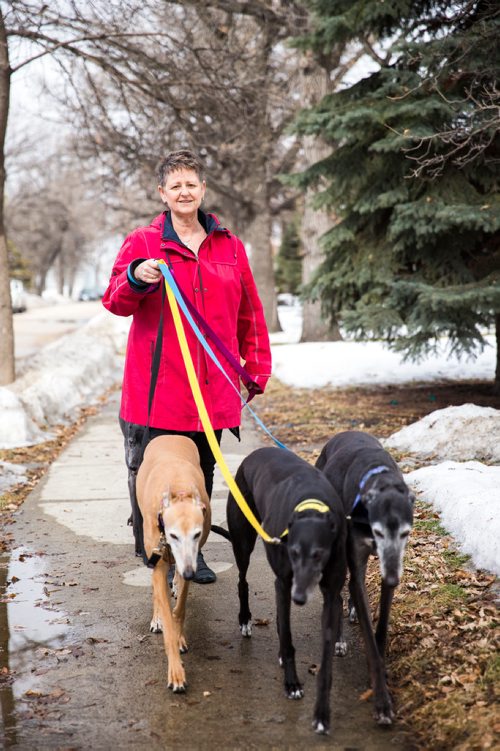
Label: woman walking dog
xmin=103 ymin=149 xmax=271 ymax=582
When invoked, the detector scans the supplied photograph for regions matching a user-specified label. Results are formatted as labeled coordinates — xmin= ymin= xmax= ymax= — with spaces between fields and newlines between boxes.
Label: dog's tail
xmin=210 ymin=524 xmax=232 ymax=542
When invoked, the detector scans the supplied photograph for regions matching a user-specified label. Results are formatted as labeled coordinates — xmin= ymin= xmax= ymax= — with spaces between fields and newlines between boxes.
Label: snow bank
xmin=270 ymin=335 xmax=496 ymax=389
xmin=0 ymin=460 xmax=28 ymax=492
xmin=0 ymin=388 xmax=49 ymax=447
xmin=0 ymin=312 xmax=129 ymax=449
xmin=406 ymin=461 xmax=500 ymax=575
xmin=384 ymin=404 xmax=500 ymax=462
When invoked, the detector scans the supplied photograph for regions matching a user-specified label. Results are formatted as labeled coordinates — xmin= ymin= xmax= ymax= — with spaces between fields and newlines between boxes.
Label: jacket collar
xmin=161 ymin=209 xmax=223 ymax=242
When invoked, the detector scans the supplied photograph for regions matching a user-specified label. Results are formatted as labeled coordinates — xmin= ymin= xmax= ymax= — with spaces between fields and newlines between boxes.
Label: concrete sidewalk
xmin=35 ymin=392 xmax=262 ymax=586
xmin=1 ymin=393 xmax=412 ymax=750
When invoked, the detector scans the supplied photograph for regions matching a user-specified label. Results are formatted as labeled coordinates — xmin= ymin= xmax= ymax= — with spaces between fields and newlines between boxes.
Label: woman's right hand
xmin=134 ymin=259 xmax=162 ymax=284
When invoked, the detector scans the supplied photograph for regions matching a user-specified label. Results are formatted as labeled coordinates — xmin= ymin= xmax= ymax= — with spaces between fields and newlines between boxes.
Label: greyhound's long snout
xmin=383 ymin=573 xmax=399 ymax=588
xmin=292 ymin=590 xmax=307 ymax=606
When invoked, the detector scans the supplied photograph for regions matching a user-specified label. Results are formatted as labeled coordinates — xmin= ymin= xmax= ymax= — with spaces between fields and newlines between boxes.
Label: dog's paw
xmin=348 ymin=606 xmax=358 ymax=624
xmin=312 ymin=719 xmax=330 ymax=735
xmin=240 ymin=621 xmax=252 ymax=638
xmin=168 ymin=681 xmax=187 ymax=694
xmin=150 ymin=616 xmax=163 ymax=634
xmin=179 ymin=635 xmax=189 ymax=654
xmin=375 ymin=710 xmax=393 ymax=726
xmin=374 ymin=696 xmax=394 ymax=725
xmin=167 ymin=666 xmax=187 ymax=693
xmin=285 ymin=682 xmax=304 ymax=700
xmin=335 ymin=640 xmax=347 ymax=656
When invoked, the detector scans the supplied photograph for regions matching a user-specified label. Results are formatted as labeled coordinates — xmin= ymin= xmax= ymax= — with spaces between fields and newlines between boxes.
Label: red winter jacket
xmin=102 ymin=211 xmax=271 ymax=431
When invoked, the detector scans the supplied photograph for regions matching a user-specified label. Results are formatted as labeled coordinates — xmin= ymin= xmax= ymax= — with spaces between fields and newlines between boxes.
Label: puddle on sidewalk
xmin=0 ymin=547 xmax=70 ymax=746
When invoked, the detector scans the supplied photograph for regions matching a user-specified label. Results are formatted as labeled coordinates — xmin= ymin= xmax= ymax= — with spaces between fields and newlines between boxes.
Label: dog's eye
xmin=373 ymin=529 xmax=384 ymax=539
xmin=169 ymin=533 xmax=179 ymax=541
xmin=400 ymin=530 xmax=410 ymax=539
xmin=193 ymin=531 xmax=201 ymax=540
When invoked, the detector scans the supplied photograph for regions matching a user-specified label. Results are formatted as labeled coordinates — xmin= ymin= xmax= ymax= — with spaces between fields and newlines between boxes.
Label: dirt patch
xmin=254 ymin=378 xmax=500 ymax=750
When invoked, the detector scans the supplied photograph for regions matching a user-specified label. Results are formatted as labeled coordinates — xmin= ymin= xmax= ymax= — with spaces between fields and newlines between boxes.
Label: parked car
xmin=78 ymin=287 xmax=104 ymax=301
xmin=10 ymin=279 xmax=27 ymax=313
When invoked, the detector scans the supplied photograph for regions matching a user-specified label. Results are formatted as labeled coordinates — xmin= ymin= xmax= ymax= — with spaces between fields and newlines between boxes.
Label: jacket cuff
xmin=127 ymin=260 xmax=159 ymax=293
xmin=246 ymin=373 xmax=270 ymax=394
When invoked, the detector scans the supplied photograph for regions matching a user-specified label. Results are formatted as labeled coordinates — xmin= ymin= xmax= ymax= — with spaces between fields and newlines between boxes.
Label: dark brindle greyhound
xmin=227 ymin=447 xmax=346 ymax=735
xmin=315 ymin=431 xmax=414 ymax=725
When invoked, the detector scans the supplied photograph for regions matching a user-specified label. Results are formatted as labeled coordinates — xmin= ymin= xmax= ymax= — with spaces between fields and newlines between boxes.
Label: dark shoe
xmin=193 ymin=552 xmax=216 ymax=584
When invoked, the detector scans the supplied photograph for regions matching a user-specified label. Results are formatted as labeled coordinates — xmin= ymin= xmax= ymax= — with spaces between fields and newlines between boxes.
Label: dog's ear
xmin=191 ymin=488 xmax=207 ymax=513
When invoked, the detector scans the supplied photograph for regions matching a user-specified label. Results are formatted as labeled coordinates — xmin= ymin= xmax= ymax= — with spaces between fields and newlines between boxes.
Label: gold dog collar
xmin=280 ymin=499 xmax=331 ymax=538
xmin=293 ymin=499 xmax=330 ymax=515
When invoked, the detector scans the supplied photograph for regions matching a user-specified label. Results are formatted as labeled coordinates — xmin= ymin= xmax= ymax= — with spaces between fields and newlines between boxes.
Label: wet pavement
xmin=1 ymin=394 xmax=416 ymax=750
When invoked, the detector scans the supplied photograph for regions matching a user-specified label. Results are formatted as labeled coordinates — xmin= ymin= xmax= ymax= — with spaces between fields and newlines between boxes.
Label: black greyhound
xmin=315 ymin=431 xmax=414 ymax=725
xmin=227 ymin=447 xmax=346 ymax=735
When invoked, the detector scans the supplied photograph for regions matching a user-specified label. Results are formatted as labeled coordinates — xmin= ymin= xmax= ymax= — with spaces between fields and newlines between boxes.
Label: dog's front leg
xmin=313 ymin=566 xmax=345 ymax=735
xmin=375 ymin=581 xmax=395 ymax=664
xmin=275 ymin=576 xmax=303 ymax=700
xmin=349 ymin=572 xmax=394 ymax=725
xmin=152 ymin=561 xmax=187 ymax=693
xmin=172 ymin=575 xmax=190 ymax=654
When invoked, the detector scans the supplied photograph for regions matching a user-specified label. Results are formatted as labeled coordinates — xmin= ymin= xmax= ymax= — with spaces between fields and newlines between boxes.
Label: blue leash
xmin=158 ymin=262 xmax=288 ymax=450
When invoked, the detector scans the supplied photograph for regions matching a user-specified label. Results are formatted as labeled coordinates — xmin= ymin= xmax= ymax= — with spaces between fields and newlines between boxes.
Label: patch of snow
xmin=0 ymin=460 xmax=29 ymax=492
xmin=271 ymin=337 xmax=496 ymax=389
xmin=406 ymin=461 xmax=500 ymax=575
xmin=0 ymin=312 xmax=129 ymax=449
xmin=0 ymin=388 xmax=50 ymax=448
xmin=384 ymin=404 xmax=500 ymax=463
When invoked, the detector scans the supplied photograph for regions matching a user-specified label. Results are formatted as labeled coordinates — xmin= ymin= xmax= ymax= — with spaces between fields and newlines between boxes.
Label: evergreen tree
xmin=293 ymin=0 xmax=500 ymax=387
xmin=275 ymin=216 xmax=303 ymax=295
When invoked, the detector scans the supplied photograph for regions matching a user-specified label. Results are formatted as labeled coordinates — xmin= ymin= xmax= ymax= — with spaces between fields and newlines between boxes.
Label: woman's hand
xmin=134 ymin=259 xmax=162 ymax=284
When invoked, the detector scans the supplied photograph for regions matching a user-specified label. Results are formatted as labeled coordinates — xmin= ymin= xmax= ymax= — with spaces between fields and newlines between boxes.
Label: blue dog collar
xmin=352 ymin=466 xmax=390 ymax=512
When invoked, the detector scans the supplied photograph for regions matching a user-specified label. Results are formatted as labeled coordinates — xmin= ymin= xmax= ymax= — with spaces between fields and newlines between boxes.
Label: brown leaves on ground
xmin=254 ymin=377 xmax=500 ymax=751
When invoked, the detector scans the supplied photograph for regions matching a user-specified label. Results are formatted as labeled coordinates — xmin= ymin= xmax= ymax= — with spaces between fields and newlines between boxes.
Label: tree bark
xmin=241 ymin=180 xmax=280 ymax=333
xmin=298 ymin=55 xmax=342 ymax=343
xmin=494 ymin=313 xmax=500 ymax=394
xmin=0 ymin=10 xmax=15 ymax=384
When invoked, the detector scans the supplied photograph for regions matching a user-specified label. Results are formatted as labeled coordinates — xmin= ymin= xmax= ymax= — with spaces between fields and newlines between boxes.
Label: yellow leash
xmin=160 ymin=265 xmax=279 ymax=546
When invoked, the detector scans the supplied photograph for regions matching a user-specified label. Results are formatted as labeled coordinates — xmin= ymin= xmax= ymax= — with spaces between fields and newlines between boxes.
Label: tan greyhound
xmin=136 ymin=435 xmax=211 ymax=692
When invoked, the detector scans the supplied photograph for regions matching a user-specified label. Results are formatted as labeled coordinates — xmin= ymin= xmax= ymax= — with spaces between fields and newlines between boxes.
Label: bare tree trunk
xmin=0 ymin=10 xmax=15 ymax=384
xmin=298 ymin=56 xmax=342 ymax=343
xmin=241 ymin=185 xmax=280 ymax=333
xmin=494 ymin=313 xmax=500 ymax=394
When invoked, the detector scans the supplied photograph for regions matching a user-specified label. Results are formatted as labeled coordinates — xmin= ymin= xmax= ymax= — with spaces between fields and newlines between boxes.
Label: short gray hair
xmin=156 ymin=150 xmax=204 ymax=186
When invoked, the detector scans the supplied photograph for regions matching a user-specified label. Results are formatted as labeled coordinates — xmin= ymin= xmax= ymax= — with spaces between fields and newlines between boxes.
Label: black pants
xmin=119 ymin=417 xmax=222 ymax=564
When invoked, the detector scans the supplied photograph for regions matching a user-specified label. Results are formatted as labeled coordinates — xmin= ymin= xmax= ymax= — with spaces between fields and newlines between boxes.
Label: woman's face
xmin=158 ymin=168 xmax=206 ymax=218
